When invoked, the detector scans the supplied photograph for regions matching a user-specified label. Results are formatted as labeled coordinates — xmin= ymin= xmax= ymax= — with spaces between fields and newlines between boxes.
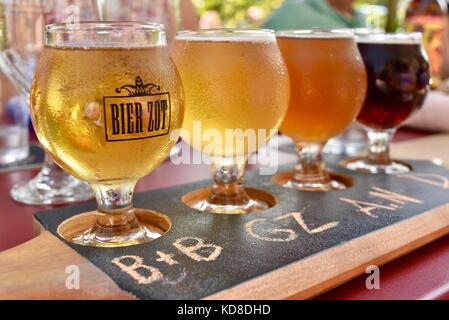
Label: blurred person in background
xmin=263 ymin=0 xmax=362 ymax=29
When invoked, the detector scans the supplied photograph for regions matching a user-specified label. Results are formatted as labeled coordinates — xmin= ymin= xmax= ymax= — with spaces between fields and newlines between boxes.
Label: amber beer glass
xmin=276 ymin=30 xmax=367 ymax=191
xmin=342 ymin=33 xmax=430 ymax=174
xmin=30 ymin=22 xmax=184 ymax=247
xmin=173 ymin=29 xmax=289 ymax=214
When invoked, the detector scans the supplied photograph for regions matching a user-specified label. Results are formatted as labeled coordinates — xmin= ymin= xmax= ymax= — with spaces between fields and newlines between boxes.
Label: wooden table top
xmin=2 ymin=128 xmax=449 ymax=300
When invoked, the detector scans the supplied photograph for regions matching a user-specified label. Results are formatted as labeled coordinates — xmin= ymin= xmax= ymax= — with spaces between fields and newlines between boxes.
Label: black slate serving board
xmin=35 ymin=159 xmax=449 ymax=300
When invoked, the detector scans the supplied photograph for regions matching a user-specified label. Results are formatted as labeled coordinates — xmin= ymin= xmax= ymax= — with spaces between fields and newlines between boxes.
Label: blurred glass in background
xmin=0 ymin=0 xmax=34 ymax=165
xmin=0 ymin=0 xmax=96 ymax=204
xmin=96 ymin=0 xmax=198 ymax=42
xmin=0 ymin=79 xmax=27 ymax=165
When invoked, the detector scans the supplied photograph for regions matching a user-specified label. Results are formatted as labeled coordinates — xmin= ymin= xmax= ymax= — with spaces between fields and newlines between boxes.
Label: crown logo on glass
xmin=116 ymin=76 xmax=162 ymax=97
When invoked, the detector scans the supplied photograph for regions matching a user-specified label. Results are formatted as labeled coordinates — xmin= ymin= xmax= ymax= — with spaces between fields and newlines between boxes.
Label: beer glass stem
xmin=293 ymin=142 xmax=330 ymax=185
xmin=208 ymin=156 xmax=250 ymax=206
xmin=41 ymin=154 xmax=72 ymax=180
xmin=91 ymin=182 xmax=141 ymax=238
xmin=366 ymin=129 xmax=395 ymax=165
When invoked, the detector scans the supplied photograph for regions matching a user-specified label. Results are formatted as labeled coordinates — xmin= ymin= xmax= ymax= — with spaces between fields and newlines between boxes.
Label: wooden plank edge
xmin=204 ymin=203 xmax=449 ymax=300
xmin=0 ymin=229 xmax=136 ymax=300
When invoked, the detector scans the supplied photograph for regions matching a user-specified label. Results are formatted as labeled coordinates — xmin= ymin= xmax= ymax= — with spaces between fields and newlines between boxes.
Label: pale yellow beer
xmin=173 ymin=32 xmax=289 ymax=157
xmin=31 ymin=46 xmax=184 ymax=184
xmin=29 ymin=22 xmax=184 ymax=247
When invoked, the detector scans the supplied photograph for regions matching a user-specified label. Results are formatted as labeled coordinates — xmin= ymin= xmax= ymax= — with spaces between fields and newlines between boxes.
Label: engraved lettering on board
xmin=103 ymin=76 xmax=171 ymax=142
xmin=108 ymin=170 xmax=449 ymax=289
xmin=340 ymin=186 xmax=423 ymax=218
xmin=112 ymin=255 xmax=163 ymax=285
xmin=156 ymin=251 xmax=179 ymax=266
xmin=245 ymin=212 xmax=339 ymax=242
xmin=397 ymin=173 xmax=449 ymax=189
xmin=173 ymin=237 xmax=222 ymax=262
xmin=111 ymin=237 xmax=223 ymax=286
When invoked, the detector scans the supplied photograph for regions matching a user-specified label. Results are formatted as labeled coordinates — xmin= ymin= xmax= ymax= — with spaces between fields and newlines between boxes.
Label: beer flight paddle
xmin=21 ymin=158 xmax=449 ymax=299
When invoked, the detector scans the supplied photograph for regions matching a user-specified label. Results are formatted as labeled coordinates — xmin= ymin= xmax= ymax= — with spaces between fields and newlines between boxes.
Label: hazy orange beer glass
xmin=276 ymin=30 xmax=367 ymax=191
xmin=173 ymin=29 xmax=289 ymax=214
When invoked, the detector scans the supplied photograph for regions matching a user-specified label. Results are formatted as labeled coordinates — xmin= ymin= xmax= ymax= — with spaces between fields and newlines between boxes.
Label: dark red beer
xmin=356 ymin=37 xmax=430 ymax=130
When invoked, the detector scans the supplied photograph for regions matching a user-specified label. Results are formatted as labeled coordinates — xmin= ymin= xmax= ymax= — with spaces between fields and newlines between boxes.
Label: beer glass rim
xmin=46 ymin=21 xmax=165 ymax=32
xmin=45 ymin=21 xmax=166 ymax=48
xmin=355 ymin=32 xmax=423 ymax=44
xmin=276 ymin=29 xmax=354 ymax=39
xmin=337 ymin=28 xmax=385 ymax=34
xmin=176 ymin=28 xmax=276 ymax=42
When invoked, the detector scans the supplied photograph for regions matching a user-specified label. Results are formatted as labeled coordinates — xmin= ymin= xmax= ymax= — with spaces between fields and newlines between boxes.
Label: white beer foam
xmin=356 ymin=33 xmax=422 ymax=45
xmin=276 ymin=30 xmax=352 ymax=39
xmin=176 ymin=31 xmax=276 ymax=43
xmin=46 ymin=42 xmax=165 ymax=49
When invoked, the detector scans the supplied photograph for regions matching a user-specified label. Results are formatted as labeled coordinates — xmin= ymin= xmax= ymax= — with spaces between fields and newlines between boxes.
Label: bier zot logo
xmin=103 ymin=76 xmax=171 ymax=142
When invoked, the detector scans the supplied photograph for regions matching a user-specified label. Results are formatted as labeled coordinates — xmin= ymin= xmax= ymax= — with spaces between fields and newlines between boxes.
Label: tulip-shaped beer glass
xmin=173 ymin=29 xmax=289 ymax=214
xmin=275 ymin=30 xmax=367 ymax=191
xmin=342 ymin=33 xmax=430 ymax=174
xmin=30 ymin=22 xmax=184 ymax=247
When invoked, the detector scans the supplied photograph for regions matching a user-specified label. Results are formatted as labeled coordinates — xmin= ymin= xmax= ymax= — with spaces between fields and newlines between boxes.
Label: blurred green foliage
xmin=191 ymin=0 xmax=398 ymax=28
xmin=355 ymin=0 xmax=388 ymax=4
xmin=192 ymin=0 xmax=284 ymax=27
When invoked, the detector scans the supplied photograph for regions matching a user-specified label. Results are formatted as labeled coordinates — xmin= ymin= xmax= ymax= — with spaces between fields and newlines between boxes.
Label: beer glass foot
xmin=182 ymin=187 xmax=277 ymax=214
xmin=10 ymin=155 xmax=93 ymax=205
xmin=192 ymin=198 xmax=269 ymax=214
xmin=58 ymin=209 xmax=172 ymax=248
xmin=71 ymin=226 xmax=159 ymax=248
xmin=283 ymin=179 xmax=346 ymax=192
xmin=341 ymin=157 xmax=412 ymax=174
xmin=272 ymin=171 xmax=353 ymax=192
xmin=10 ymin=178 xmax=93 ymax=206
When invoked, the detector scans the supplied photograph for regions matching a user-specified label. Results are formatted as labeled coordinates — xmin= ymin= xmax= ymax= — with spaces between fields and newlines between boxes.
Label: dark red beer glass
xmin=342 ymin=32 xmax=430 ymax=174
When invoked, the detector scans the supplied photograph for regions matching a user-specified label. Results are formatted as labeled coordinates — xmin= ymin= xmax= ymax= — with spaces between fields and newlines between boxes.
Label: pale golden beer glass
xmin=31 ymin=22 xmax=184 ymax=247
xmin=275 ymin=30 xmax=367 ymax=191
xmin=173 ymin=29 xmax=289 ymax=214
